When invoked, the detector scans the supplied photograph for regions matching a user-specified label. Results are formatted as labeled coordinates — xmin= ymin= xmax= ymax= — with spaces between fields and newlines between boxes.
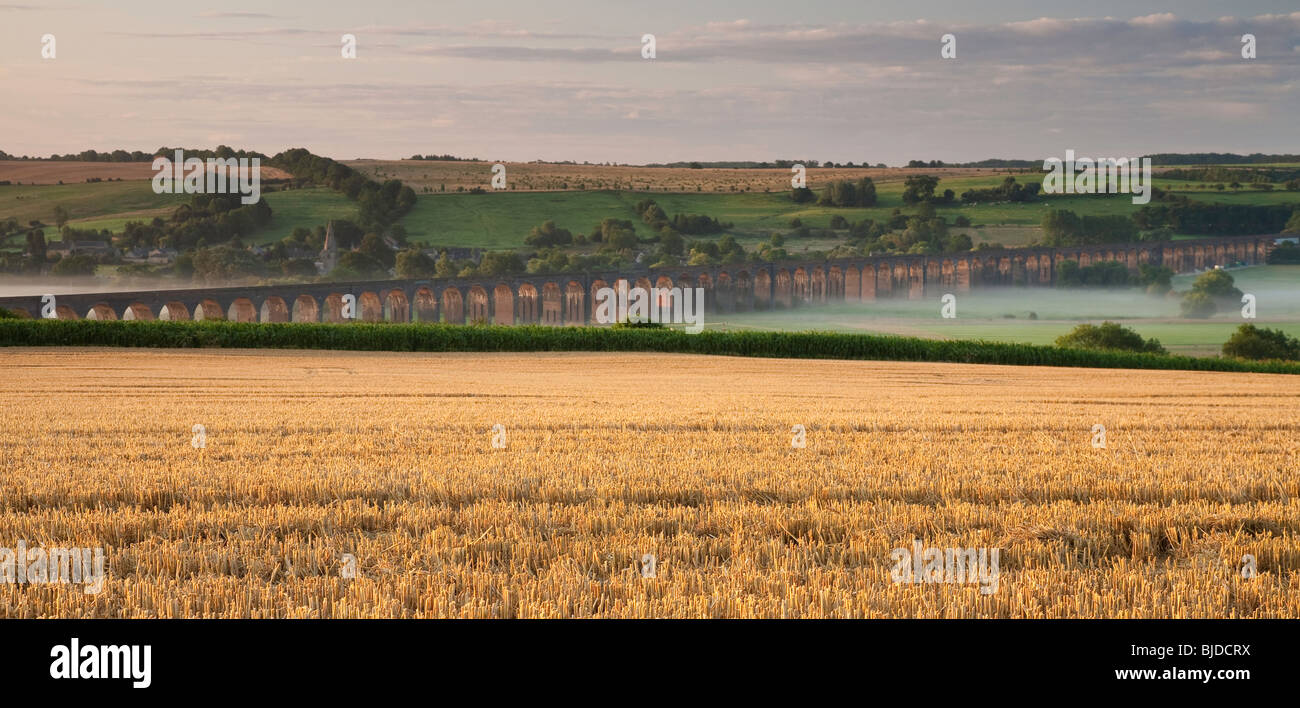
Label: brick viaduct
xmin=0 ymin=236 xmax=1276 ymax=325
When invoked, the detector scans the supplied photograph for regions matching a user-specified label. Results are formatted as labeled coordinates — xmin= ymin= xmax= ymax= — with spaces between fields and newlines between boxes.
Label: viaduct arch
xmin=0 ymin=235 xmax=1274 ymax=324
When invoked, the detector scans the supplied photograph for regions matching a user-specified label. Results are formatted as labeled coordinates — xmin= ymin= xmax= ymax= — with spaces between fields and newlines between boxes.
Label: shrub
xmin=1180 ymin=291 xmax=1216 ymax=318
xmin=1266 ymin=241 xmax=1300 ymax=264
xmin=1189 ymin=269 xmax=1241 ymax=301
xmin=1222 ymin=324 xmax=1300 ymax=361
xmin=1055 ymin=322 xmax=1166 ymax=355
xmin=50 ymin=254 xmax=98 ymax=276
xmin=612 ymin=318 xmax=665 ymax=329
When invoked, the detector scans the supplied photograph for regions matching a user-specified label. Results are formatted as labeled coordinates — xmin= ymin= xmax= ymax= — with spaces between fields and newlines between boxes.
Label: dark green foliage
xmin=612 ymin=319 xmax=665 ymax=329
xmin=1266 ymin=241 xmax=1300 ymax=264
xmin=269 ymin=148 xmax=416 ymax=230
xmin=1283 ymin=210 xmax=1300 ymax=235
xmin=1040 ymin=210 xmax=1138 ymax=246
xmin=790 ymin=187 xmax=815 ymax=203
xmin=525 ymin=220 xmax=573 ymax=248
xmin=1055 ymin=321 xmax=1167 ymax=354
xmin=1133 ymin=199 xmax=1292 ymax=236
xmin=1222 ymin=324 xmax=1300 ymax=361
xmin=1180 ymin=291 xmax=1217 ymax=318
xmin=50 ymin=254 xmax=99 ymax=276
xmin=960 ymin=176 xmax=1039 ymax=204
xmin=901 ymin=175 xmax=940 ymax=204
xmin=1055 ymin=260 xmax=1131 ymax=288
xmin=4 ymin=320 xmax=1299 ymax=375
xmin=817 ymin=178 xmax=877 ymax=207
xmin=191 ymin=246 xmax=267 ymax=282
xmin=394 ymin=249 xmax=436 ymax=278
xmin=1188 ymin=269 xmax=1242 ymax=302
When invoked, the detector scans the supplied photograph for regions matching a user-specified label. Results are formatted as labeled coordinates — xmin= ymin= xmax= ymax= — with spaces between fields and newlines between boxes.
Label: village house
xmin=147 ymin=248 xmax=178 ymax=265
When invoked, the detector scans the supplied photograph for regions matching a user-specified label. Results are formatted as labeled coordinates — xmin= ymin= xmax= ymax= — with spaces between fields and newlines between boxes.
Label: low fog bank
xmin=0 ymin=277 xmax=268 ymax=298
xmin=712 ymin=283 xmax=1300 ymax=332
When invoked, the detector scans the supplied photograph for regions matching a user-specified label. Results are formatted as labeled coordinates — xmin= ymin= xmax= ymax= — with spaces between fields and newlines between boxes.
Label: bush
xmin=50 ymin=254 xmax=98 ymax=276
xmin=1180 ymin=291 xmax=1216 ymax=318
xmin=1222 ymin=324 xmax=1300 ymax=361
xmin=1189 ymin=269 xmax=1241 ymax=301
xmin=0 ymin=307 xmax=18 ymax=319
xmin=1055 ymin=322 xmax=1166 ymax=355
xmin=1267 ymin=241 xmax=1300 ymax=264
xmin=612 ymin=318 xmax=665 ymax=329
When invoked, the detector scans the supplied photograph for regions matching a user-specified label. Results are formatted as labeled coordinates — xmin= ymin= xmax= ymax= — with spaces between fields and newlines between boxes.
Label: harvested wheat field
xmin=1 ymin=348 xmax=1297 ymax=618
xmin=0 ymin=161 xmax=291 ymax=185
xmin=346 ymin=159 xmax=1008 ymax=193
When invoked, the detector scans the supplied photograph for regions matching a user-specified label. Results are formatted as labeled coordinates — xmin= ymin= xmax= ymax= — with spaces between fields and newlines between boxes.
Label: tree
xmin=53 ymin=205 xmax=69 ymax=229
xmin=856 ymin=177 xmax=877 ymax=206
xmin=192 ymin=246 xmax=264 ymax=283
xmin=1055 ymin=322 xmax=1166 ymax=354
xmin=281 ymin=258 xmax=318 ymax=278
xmin=25 ymin=230 xmax=47 ymax=261
xmin=332 ymin=251 xmax=387 ymax=279
xmin=1179 ymin=291 xmax=1216 ymax=318
xmin=50 ymin=254 xmax=97 ymax=276
xmin=525 ymin=220 xmax=573 ymax=248
xmin=477 ymin=251 xmax=524 ymax=276
xmin=1137 ymin=264 xmax=1174 ymax=294
xmin=1189 ymin=269 xmax=1241 ymax=302
xmin=901 ymin=175 xmax=939 ymax=204
xmin=395 ymin=248 xmax=436 ymax=278
xmin=1283 ymin=209 xmax=1300 ymax=234
xmin=1266 ymin=241 xmax=1300 ymax=264
xmin=942 ymin=233 xmax=973 ymax=252
xmin=790 ymin=187 xmax=815 ymax=204
xmin=356 ymin=233 xmax=395 ymax=269
xmin=434 ymin=251 xmax=456 ymax=278
xmin=1222 ymin=324 xmax=1300 ymax=360
xmin=658 ymin=228 xmax=684 ymax=256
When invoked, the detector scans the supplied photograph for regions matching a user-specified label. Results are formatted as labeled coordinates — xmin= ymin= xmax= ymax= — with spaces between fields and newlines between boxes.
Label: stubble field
xmin=1 ymin=349 xmax=1296 ymax=618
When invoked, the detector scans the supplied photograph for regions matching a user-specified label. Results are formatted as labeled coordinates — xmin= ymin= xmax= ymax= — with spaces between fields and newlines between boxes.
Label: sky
xmin=1 ymin=0 xmax=1298 ymax=165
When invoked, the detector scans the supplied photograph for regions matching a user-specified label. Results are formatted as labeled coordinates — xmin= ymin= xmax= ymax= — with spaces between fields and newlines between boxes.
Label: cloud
xmin=7 ymin=8 xmax=1300 ymax=163
xmin=198 ymin=11 xmax=283 ymax=19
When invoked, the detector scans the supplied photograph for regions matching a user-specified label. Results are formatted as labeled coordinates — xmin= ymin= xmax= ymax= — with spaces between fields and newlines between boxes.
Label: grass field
xmin=1 ymin=349 xmax=1295 ymax=618
xmin=252 ymin=188 xmax=359 ymax=245
xmin=1 ymin=181 xmax=183 ymax=232
xmin=400 ymin=188 xmax=1129 ymax=251
xmin=401 ymin=183 xmax=1300 ymax=251
xmin=6 ymin=161 xmax=1299 ymax=253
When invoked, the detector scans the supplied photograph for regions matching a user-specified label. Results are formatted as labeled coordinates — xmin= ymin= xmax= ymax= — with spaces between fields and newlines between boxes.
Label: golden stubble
xmin=1 ymin=348 xmax=1296 ymax=618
